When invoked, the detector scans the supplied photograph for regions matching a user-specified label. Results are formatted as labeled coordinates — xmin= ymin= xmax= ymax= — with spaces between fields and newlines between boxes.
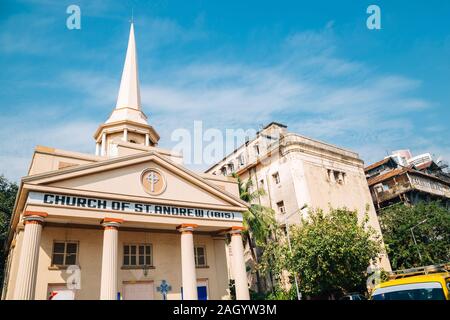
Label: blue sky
xmin=0 ymin=0 xmax=449 ymax=181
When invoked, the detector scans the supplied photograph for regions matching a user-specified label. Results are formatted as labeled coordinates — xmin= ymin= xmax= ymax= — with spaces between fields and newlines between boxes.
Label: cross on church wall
xmin=146 ymin=171 xmax=159 ymax=192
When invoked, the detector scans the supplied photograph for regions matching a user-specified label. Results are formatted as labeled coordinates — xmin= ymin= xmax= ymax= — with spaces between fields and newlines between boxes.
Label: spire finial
xmin=131 ymin=7 xmax=134 ymax=23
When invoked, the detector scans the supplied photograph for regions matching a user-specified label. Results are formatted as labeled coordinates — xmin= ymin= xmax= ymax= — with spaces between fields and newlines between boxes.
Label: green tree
xmin=261 ymin=207 xmax=382 ymax=299
xmin=379 ymin=201 xmax=450 ymax=270
xmin=258 ymin=227 xmax=293 ymax=299
xmin=233 ymin=173 xmax=276 ymax=294
xmin=0 ymin=175 xmax=18 ymax=291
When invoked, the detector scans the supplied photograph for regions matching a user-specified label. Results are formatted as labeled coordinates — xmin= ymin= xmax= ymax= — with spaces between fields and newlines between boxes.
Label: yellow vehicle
xmin=371 ymin=263 xmax=450 ymax=300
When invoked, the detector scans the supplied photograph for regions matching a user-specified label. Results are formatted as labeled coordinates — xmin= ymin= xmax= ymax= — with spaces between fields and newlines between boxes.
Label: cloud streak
xmin=0 ymin=10 xmax=448 ymax=181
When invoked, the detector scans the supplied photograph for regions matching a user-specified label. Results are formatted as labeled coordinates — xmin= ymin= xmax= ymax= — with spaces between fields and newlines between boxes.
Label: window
xmin=238 ymin=154 xmax=245 ymax=166
xmin=328 ymin=169 xmax=346 ymax=184
xmin=220 ymin=166 xmax=227 ymax=176
xmin=374 ymin=184 xmax=383 ymax=193
xmin=194 ymin=246 xmax=207 ymax=267
xmin=52 ymin=241 xmax=78 ymax=266
xmin=338 ymin=172 xmax=347 ymax=184
xmin=227 ymin=162 xmax=235 ymax=173
xmin=372 ymin=282 xmax=446 ymax=300
xmin=254 ymin=144 xmax=260 ymax=156
xmin=327 ymin=169 xmax=333 ymax=182
xmin=272 ymin=172 xmax=281 ymax=184
xmin=276 ymin=201 xmax=286 ymax=214
xmin=333 ymin=171 xmax=340 ymax=182
xmin=123 ymin=244 xmax=152 ymax=267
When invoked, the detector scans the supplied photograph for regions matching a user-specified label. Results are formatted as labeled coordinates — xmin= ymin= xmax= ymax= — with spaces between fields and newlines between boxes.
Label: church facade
xmin=1 ymin=24 xmax=250 ymax=300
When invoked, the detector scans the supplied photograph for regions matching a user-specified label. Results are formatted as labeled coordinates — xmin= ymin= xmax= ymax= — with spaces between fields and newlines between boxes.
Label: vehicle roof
xmin=377 ymin=272 xmax=450 ymax=288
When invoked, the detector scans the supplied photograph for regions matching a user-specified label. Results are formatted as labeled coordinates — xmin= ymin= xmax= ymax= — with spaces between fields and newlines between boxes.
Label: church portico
xmin=2 ymin=22 xmax=250 ymax=300
xmin=9 ymin=177 xmax=249 ymax=300
xmin=7 ymin=203 xmax=245 ymax=300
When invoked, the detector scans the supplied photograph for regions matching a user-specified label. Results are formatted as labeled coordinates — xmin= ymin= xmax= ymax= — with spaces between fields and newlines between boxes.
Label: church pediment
xmin=22 ymin=152 xmax=247 ymax=210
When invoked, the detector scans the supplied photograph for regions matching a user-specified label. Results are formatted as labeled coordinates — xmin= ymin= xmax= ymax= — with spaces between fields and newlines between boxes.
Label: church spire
xmin=104 ymin=22 xmax=148 ymax=125
xmin=94 ymin=22 xmax=160 ymax=157
xmin=115 ymin=22 xmax=141 ymax=110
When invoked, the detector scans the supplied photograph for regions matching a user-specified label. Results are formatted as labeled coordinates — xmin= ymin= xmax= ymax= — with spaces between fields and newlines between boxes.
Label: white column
xmin=123 ymin=129 xmax=128 ymax=142
xmin=100 ymin=218 xmax=122 ymax=300
xmin=213 ymin=236 xmax=230 ymax=299
xmin=229 ymin=227 xmax=250 ymax=300
xmin=178 ymin=224 xmax=198 ymax=300
xmin=14 ymin=212 xmax=47 ymax=300
xmin=95 ymin=142 xmax=100 ymax=156
xmin=145 ymin=133 xmax=150 ymax=147
xmin=101 ymin=132 xmax=107 ymax=156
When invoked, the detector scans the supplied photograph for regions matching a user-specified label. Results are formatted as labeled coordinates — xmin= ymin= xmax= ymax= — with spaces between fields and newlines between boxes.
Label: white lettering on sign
xmin=27 ymin=192 xmax=243 ymax=222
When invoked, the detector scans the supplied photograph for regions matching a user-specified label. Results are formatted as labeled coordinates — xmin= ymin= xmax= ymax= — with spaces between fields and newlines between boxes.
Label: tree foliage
xmin=260 ymin=207 xmax=382 ymax=299
xmin=233 ymin=174 xmax=276 ymax=246
xmin=379 ymin=201 xmax=450 ymax=270
xmin=0 ymin=175 xmax=18 ymax=289
xmin=258 ymin=227 xmax=293 ymax=298
xmin=233 ymin=173 xmax=276 ymax=294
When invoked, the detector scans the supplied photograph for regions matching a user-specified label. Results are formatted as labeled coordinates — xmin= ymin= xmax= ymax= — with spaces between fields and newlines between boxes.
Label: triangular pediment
xmin=22 ymin=152 xmax=247 ymax=209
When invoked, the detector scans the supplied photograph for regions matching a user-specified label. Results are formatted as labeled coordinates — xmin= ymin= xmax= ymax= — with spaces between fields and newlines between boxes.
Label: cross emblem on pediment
xmin=146 ymin=171 xmax=160 ymax=193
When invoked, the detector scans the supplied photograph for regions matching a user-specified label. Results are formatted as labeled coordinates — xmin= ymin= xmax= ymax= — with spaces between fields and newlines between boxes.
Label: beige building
xmin=1 ymin=23 xmax=250 ymax=300
xmin=206 ymin=122 xmax=392 ymax=272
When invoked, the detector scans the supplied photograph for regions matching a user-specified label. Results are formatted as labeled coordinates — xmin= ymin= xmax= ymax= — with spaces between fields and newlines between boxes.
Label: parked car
xmin=371 ymin=263 xmax=450 ymax=300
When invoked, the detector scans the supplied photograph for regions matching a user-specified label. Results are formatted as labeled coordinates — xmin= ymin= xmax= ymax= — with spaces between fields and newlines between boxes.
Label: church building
xmin=1 ymin=23 xmax=250 ymax=300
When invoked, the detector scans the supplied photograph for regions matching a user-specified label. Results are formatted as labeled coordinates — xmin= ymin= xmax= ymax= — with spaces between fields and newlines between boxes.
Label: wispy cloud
xmin=0 ymin=111 xmax=97 ymax=181
xmin=0 ymin=8 xmax=447 ymax=181
xmin=0 ymin=13 xmax=59 ymax=55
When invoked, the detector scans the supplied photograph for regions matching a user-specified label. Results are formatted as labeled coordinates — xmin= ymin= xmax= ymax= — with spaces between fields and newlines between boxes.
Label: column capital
xmin=177 ymin=223 xmax=198 ymax=233
xmin=23 ymin=211 xmax=48 ymax=225
xmin=24 ymin=211 xmax=48 ymax=218
xmin=228 ymin=226 xmax=246 ymax=236
xmin=101 ymin=217 xmax=124 ymax=230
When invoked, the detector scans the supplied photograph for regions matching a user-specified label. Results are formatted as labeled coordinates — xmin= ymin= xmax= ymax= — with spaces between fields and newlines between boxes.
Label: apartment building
xmin=365 ymin=150 xmax=450 ymax=210
xmin=206 ymin=122 xmax=391 ymax=271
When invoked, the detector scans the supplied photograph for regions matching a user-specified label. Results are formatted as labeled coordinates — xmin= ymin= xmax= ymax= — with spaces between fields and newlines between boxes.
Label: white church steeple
xmin=115 ymin=22 xmax=141 ymax=111
xmin=105 ymin=22 xmax=147 ymax=126
xmin=94 ymin=22 xmax=160 ymax=157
